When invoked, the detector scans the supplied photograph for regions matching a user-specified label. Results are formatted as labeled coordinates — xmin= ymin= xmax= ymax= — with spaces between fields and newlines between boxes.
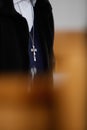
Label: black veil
xmin=0 ymin=0 xmax=15 ymax=13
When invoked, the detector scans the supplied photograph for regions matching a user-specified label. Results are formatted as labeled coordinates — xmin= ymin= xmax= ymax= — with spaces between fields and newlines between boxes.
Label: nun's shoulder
xmin=36 ymin=0 xmax=52 ymax=10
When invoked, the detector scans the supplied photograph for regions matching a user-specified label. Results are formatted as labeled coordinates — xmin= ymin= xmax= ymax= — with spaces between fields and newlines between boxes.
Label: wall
xmin=50 ymin=0 xmax=86 ymax=31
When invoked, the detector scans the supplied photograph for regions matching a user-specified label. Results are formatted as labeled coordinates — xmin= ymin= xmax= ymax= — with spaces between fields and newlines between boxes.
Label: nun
xmin=0 ymin=0 xmax=54 ymax=77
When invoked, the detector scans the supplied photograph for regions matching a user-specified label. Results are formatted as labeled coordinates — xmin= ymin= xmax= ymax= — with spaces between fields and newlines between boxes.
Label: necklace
xmin=17 ymin=1 xmax=37 ymax=78
xmin=29 ymin=25 xmax=37 ymax=79
xmin=29 ymin=27 xmax=37 ymax=62
xmin=28 ymin=3 xmax=37 ymax=78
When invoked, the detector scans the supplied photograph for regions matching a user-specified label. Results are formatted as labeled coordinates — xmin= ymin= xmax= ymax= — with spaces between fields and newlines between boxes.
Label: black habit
xmin=0 ymin=0 xmax=54 ymax=72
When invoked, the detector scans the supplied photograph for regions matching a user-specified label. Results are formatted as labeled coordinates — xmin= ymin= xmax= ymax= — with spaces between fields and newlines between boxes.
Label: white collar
xmin=13 ymin=0 xmax=36 ymax=6
xmin=13 ymin=0 xmax=37 ymax=32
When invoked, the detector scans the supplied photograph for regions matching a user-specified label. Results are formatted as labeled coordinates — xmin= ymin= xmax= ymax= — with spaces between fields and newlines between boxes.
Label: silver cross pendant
xmin=31 ymin=45 xmax=37 ymax=62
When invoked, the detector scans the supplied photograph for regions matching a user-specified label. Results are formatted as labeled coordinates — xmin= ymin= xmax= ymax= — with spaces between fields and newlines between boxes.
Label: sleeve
xmin=44 ymin=0 xmax=55 ymax=70
xmin=35 ymin=0 xmax=55 ymax=71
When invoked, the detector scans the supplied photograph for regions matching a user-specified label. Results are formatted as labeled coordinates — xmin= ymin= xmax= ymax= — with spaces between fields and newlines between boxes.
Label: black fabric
xmin=0 ymin=0 xmax=54 ymax=72
xmin=35 ymin=0 xmax=54 ymax=71
xmin=0 ymin=0 xmax=29 ymax=72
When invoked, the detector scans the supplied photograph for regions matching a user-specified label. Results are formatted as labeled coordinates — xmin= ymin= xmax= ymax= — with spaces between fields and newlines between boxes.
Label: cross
xmin=31 ymin=45 xmax=37 ymax=62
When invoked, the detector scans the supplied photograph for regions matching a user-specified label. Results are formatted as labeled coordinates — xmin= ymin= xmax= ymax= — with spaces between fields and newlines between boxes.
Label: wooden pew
xmin=0 ymin=73 xmax=54 ymax=130
xmin=53 ymin=31 xmax=86 ymax=130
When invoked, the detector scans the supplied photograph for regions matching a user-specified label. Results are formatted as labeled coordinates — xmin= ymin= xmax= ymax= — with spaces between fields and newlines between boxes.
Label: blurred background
xmin=50 ymin=0 xmax=86 ymax=130
xmin=50 ymin=0 xmax=86 ymax=31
